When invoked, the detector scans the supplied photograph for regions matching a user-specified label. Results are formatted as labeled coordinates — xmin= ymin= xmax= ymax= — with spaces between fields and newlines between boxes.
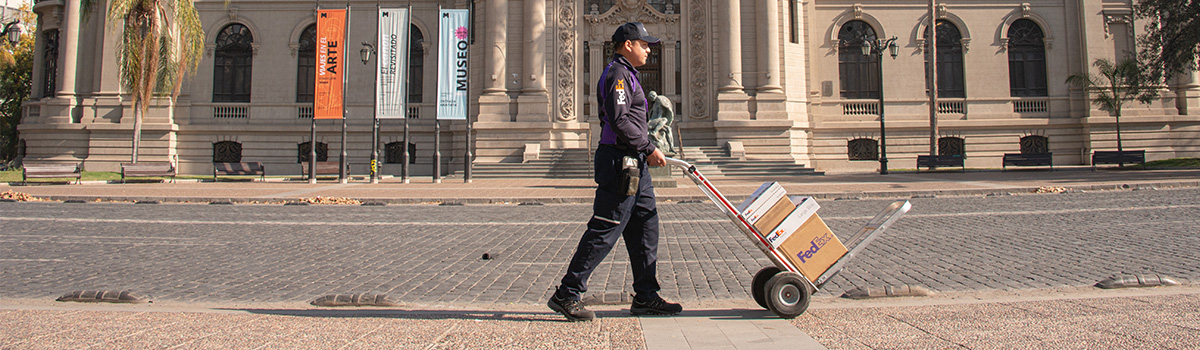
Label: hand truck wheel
xmin=751 ymin=266 xmax=781 ymax=309
xmin=764 ymin=272 xmax=812 ymax=318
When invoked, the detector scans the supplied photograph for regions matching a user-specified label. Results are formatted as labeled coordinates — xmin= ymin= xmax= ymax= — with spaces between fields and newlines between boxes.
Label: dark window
xmin=409 ymin=25 xmax=424 ymax=104
xmin=938 ymin=137 xmax=966 ymax=157
xmin=296 ymin=24 xmax=316 ymax=103
xmin=1008 ymin=19 xmax=1047 ymax=97
xmin=298 ymin=141 xmax=329 ymax=163
xmin=924 ymin=20 xmax=965 ymax=98
xmin=1020 ymin=135 xmax=1049 ymax=154
xmin=675 ymin=41 xmax=682 ymax=94
xmin=848 ymin=138 xmax=879 ymax=160
xmin=838 ymin=20 xmax=879 ymax=99
xmin=213 ymin=24 xmax=253 ymax=102
xmin=603 ymin=41 xmax=663 ymax=94
xmin=42 ymin=30 xmax=58 ymax=98
xmin=385 ymin=141 xmax=417 ymax=164
xmin=789 ymin=0 xmax=799 ymax=43
xmin=213 ymin=141 xmax=243 ymax=163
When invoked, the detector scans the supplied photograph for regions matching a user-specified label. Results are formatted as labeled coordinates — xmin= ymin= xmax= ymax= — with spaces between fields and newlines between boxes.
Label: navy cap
xmin=612 ymin=22 xmax=660 ymax=44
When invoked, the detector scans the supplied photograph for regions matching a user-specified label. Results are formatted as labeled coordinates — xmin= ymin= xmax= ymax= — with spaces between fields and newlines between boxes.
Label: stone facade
xmin=18 ymin=0 xmax=1200 ymax=175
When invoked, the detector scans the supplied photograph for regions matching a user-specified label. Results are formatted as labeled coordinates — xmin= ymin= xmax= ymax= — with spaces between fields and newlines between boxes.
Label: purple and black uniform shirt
xmin=597 ymin=55 xmax=656 ymax=157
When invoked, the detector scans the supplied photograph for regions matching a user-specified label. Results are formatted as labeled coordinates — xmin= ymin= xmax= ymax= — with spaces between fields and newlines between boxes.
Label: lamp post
xmin=1 ymin=20 xmax=20 ymax=45
xmin=861 ymin=36 xmax=898 ymax=175
xmin=361 ymin=42 xmax=379 ymax=184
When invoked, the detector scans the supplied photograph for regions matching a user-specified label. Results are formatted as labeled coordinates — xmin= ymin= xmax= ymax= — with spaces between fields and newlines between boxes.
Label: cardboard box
xmin=775 ymin=214 xmax=848 ymax=283
xmin=738 ymin=182 xmax=786 ymax=224
xmin=764 ymin=197 xmax=820 ymax=247
xmin=752 ymin=197 xmax=794 ymax=234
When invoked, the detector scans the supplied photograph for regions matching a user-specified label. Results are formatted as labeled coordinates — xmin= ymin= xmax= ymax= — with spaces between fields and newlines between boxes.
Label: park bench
xmin=1002 ymin=152 xmax=1053 ymax=171
xmin=916 ymin=154 xmax=965 ymax=173
xmin=22 ymin=163 xmax=82 ymax=184
xmin=213 ymin=162 xmax=265 ymax=181
xmin=1092 ymin=150 xmax=1145 ymax=170
xmin=121 ymin=162 xmax=177 ymax=183
xmin=300 ymin=161 xmax=349 ymax=180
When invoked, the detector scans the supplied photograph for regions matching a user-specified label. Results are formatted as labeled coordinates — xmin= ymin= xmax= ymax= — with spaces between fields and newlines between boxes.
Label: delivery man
xmin=547 ymin=22 xmax=682 ymax=321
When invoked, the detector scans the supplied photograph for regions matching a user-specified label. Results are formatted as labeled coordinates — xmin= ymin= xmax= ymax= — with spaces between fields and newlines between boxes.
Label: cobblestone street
xmin=2 ymin=187 xmax=1198 ymax=305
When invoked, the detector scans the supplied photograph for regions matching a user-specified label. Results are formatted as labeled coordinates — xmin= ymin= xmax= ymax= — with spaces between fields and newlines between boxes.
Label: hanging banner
xmin=377 ymin=8 xmax=411 ymax=119
xmin=315 ymin=9 xmax=346 ymax=119
xmin=436 ymin=9 xmax=469 ymax=120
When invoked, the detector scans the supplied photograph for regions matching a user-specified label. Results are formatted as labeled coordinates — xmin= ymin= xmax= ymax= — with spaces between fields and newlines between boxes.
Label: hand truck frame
xmin=665 ymin=157 xmax=911 ymax=318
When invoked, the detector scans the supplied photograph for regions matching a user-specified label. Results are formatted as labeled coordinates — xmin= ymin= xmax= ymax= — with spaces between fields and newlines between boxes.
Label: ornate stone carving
xmin=1021 ymin=3 xmax=1032 ymax=18
xmin=557 ymin=1 xmax=577 ymax=121
xmin=1103 ymin=12 xmax=1134 ymax=39
xmin=583 ymin=0 xmax=680 ymax=25
xmin=689 ymin=0 xmax=708 ymax=119
xmin=853 ymin=4 xmax=863 ymax=19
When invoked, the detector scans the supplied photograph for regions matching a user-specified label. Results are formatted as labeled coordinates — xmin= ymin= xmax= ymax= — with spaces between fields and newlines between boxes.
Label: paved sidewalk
xmin=5 ymin=166 xmax=1198 ymax=204
xmin=2 ymin=286 xmax=1196 ymax=349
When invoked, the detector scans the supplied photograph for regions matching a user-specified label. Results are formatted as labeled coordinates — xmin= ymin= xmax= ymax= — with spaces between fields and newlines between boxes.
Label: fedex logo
xmin=796 ymin=232 xmax=833 ymax=264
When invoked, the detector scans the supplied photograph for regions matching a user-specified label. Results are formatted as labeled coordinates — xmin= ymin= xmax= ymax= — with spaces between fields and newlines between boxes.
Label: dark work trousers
xmin=556 ymin=145 xmax=661 ymax=301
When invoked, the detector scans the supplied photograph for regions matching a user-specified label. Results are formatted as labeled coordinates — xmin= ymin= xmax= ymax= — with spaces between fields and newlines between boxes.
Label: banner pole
xmin=339 ymin=4 xmax=351 ymax=184
xmin=402 ymin=117 xmax=409 ymax=183
xmin=370 ymin=4 xmax=380 ymax=184
xmin=309 ymin=5 xmax=319 ymax=184
xmin=464 ymin=3 xmax=473 ymax=183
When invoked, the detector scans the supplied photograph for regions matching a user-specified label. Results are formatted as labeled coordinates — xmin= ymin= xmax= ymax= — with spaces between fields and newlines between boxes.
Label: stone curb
xmin=12 ymin=179 xmax=1198 ymax=205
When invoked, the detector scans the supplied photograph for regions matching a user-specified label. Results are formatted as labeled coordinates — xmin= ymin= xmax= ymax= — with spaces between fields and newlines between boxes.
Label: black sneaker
xmin=631 ymin=295 xmax=683 ymax=316
xmin=548 ymin=294 xmax=595 ymax=321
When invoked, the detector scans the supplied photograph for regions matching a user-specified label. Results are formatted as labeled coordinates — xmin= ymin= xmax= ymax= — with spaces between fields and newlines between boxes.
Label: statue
xmin=647 ymin=91 xmax=675 ymax=155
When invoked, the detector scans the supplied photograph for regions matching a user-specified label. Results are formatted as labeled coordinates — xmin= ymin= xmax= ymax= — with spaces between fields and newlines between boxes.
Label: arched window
xmin=1008 ymin=19 xmax=1047 ymax=97
xmin=848 ymin=138 xmax=879 ymax=160
xmin=213 ymin=24 xmax=253 ymax=102
xmin=838 ymin=20 xmax=879 ymax=99
xmin=298 ymin=141 xmax=328 ymax=162
xmin=409 ymin=25 xmax=424 ymax=105
xmin=213 ymin=141 xmax=243 ymax=163
xmin=925 ymin=20 xmax=965 ymax=98
xmin=296 ymin=24 xmax=316 ymax=103
xmin=938 ymin=137 xmax=965 ymax=157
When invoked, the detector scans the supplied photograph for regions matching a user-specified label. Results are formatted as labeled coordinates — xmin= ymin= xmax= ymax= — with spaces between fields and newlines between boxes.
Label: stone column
xmin=663 ymin=40 xmax=677 ymax=95
xmin=754 ymin=0 xmax=787 ymax=120
xmin=483 ymin=0 xmax=508 ymax=95
xmin=717 ymin=0 xmax=750 ymax=121
xmin=757 ymin=0 xmax=782 ymax=93
xmin=516 ymin=0 xmax=549 ymax=122
xmin=720 ymin=0 xmax=743 ymax=92
xmin=55 ymin=0 xmax=80 ymax=98
xmin=477 ymin=0 xmax=511 ymax=123
xmin=588 ymin=40 xmax=603 ymax=118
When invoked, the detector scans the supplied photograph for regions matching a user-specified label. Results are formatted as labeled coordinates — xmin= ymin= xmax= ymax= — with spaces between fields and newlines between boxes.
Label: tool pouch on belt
xmin=621 ymin=156 xmax=639 ymax=196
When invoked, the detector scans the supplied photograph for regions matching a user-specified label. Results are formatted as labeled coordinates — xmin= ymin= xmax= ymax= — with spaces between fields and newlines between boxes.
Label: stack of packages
xmin=737 ymin=182 xmax=848 ymax=283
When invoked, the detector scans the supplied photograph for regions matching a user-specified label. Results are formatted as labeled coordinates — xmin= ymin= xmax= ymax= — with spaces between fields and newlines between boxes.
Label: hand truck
xmin=665 ymin=157 xmax=911 ymax=318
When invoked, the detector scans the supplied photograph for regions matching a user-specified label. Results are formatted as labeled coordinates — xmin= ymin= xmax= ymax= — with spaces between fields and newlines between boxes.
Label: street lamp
xmin=2 ymin=20 xmax=21 ymax=45
xmin=361 ymin=42 xmax=379 ymax=183
xmin=862 ymin=36 xmax=899 ymax=175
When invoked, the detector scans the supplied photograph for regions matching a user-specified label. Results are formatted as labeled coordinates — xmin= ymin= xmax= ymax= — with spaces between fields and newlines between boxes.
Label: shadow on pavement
xmin=222 ymin=307 xmax=784 ymax=322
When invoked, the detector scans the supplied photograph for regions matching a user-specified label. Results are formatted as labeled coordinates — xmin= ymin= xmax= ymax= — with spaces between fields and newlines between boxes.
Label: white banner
xmin=376 ymin=8 xmax=410 ymax=119
xmin=436 ymin=9 xmax=469 ymax=120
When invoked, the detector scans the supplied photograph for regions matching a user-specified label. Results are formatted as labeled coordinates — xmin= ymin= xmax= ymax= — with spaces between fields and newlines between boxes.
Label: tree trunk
xmin=132 ymin=99 xmax=142 ymax=164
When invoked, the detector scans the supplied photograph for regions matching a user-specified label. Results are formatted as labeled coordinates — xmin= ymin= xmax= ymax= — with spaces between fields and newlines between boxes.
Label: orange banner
xmin=315 ymin=9 xmax=346 ymax=119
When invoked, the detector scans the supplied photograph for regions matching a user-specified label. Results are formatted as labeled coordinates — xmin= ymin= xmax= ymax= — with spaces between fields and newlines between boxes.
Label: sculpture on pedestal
xmin=647 ymin=91 xmax=675 ymax=156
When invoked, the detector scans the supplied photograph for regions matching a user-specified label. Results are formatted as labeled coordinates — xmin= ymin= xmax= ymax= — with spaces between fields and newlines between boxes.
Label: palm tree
xmin=1066 ymin=58 xmax=1160 ymax=156
xmin=81 ymin=0 xmax=206 ymax=163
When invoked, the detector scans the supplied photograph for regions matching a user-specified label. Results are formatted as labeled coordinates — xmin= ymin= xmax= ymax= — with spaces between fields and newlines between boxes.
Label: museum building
xmin=18 ymin=0 xmax=1200 ymax=176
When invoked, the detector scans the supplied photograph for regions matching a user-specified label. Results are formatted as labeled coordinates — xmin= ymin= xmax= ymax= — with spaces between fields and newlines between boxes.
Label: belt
xmin=599 ymin=143 xmax=634 ymax=153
